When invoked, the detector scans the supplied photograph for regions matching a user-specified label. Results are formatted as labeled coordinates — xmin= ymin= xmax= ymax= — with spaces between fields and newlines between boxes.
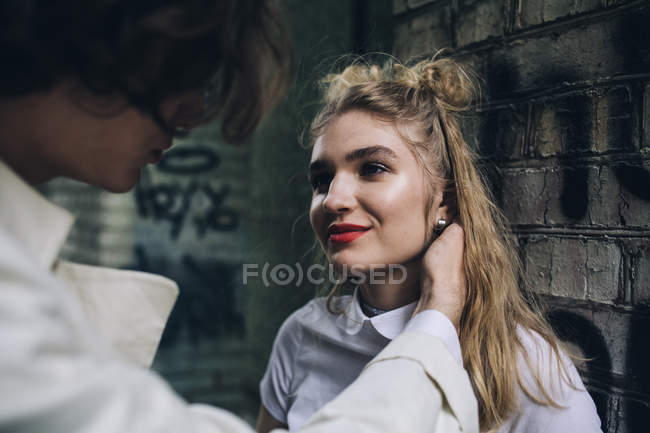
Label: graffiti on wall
xmin=135 ymin=146 xmax=240 ymax=239
xmin=133 ymin=144 xmax=245 ymax=345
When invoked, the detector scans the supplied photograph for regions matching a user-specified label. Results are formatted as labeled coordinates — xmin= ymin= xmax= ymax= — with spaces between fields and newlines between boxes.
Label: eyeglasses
xmin=149 ymin=72 xmax=221 ymax=138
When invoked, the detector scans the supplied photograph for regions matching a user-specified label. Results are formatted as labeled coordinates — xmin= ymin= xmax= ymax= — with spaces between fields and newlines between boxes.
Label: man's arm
xmin=297 ymin=331 xmax=477 ymax=433
xmin=1 ymin=229 xmax=476 ymax=433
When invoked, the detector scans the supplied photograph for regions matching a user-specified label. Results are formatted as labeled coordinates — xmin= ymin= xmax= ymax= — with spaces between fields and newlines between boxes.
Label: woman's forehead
xmin=310 ymin=110 xmax=414 ymax=163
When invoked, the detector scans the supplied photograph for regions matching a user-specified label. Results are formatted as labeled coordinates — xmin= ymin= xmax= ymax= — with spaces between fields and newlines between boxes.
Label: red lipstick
xmin=327 ymin=223 xmax=371 ymax=244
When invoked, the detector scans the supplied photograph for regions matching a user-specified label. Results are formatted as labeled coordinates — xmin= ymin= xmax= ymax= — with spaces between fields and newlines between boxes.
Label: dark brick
xmin=458 ymin=10 xmax=650 ymax=98
xmin=499 ymin=163 xmax=650 ymax=228
xmin=614 ymin=161 xmax=650 ymax=227
xmin=477 ymin=104 xmax=529 ymax=160
xmin=530 ymin=85 xmax=640 ymax=157
xmin=514 ymin=0 xmax=608 ymax=29
xmin=617 ymin=395 xmax=650 ymax=433
xmin=532 ymin=92 xmax=596 ymax=157
xmin=588 ymin=163 xmax=650 ymax=228
xmin=467 ymin=84 xmax=640 ymax=161
xmin=592 ymin=85 xmax=638 ymax=153
xmin=501 ymin=168 xmax=548 ymax=225
xmin=543 ymin=166 xmax=595 ymax=226
xmin=587 ymin=165 xmax=623 ymax=226
xmin=393 ymin=0 xmax=438 ymax=15
xmin=586 ymin=240 xmax=621 ymax=302
xmin=550 ymin=237 xmax=589 ymax=299
xmin=456 ymin=0 xmax=506 ymax=47
xmin=631 ymin=239 xmax=650 ymax=306
xmin=501 ymin=166 xmax=594 ymax=226
xmin=523 ymin=236 xmax=620 ymax=303
xmin=642 ymin=84 xmax=650 ymax=151
xmin=394 ymin=7 xmax=453 ymax=59
xmin=522 ymin=235 xmax=554 ymax=293
xmin=531 ymin=100 xmax=564 ymax=157
xmin=557 ymin=306 xmax=630 ymax=376
xmin=523 ymin=236 xmax=589 ymax=299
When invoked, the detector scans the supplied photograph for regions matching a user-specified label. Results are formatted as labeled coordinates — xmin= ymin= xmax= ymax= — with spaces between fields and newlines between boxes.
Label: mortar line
xmin=478 ymin=152 xmax=650 ymax=169
xmin=512 ymin=226 xmax=650 ymax=238
xmin=443 ymin=0 xmax=650 ymax=56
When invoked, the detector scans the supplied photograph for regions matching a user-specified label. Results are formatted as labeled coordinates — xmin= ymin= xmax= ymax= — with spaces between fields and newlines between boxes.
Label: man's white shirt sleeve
xmin=0 ymin=158 xmax=478 ymax=433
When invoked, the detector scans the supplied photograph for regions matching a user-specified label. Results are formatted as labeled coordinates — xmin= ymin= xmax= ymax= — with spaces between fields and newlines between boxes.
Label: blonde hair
xmin=310 ymin=54 xmax=572 ymax=431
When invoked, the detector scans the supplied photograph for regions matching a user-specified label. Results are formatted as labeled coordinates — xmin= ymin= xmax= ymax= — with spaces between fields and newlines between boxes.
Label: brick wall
xmin=392 ymin=1 xmax=650 ymax=431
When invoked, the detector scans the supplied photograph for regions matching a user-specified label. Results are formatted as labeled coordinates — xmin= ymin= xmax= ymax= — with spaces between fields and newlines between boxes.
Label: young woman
xmin=257 ymin=56 xmax=602 ymax=433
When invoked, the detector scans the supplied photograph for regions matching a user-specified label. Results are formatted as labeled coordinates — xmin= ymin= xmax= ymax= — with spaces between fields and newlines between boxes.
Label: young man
xmin=0 ymin=1 xmax=478 ymax=432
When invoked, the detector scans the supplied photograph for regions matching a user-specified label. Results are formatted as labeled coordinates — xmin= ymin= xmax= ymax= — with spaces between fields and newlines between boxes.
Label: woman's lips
xmin=329 ymin=230 xmax=370 ymax=243
xmin=327 ymin=224 xmax=371 ymax=244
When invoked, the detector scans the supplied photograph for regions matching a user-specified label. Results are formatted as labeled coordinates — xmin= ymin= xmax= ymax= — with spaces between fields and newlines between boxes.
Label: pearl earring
xmin=436 ymin=218 xmax=446 ymax=229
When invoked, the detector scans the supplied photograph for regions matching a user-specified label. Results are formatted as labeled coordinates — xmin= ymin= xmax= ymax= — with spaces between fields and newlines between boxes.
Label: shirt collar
xmin=54 ymin=260 xmax=178 ymax=368
xmin=0 ymin=159 xmax=74 ymax=270
xmin=336 ymin=286 xmax=417 ymax=340
xmin=0 ymin=159 xmax=177 ymax=368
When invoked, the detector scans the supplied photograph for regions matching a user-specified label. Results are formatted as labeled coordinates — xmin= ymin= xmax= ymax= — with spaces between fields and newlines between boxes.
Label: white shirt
xmin=0 ymin=158 xmax=478 ymax=433
xmin=261 ymin=289 xmax=602 ymax=432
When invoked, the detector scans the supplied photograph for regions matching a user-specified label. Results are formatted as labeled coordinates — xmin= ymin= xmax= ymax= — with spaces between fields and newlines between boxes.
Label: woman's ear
xmin=436 ymin=188 xmax=456 ymax=225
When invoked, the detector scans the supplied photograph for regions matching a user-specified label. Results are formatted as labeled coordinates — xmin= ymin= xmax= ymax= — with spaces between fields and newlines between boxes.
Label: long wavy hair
xmin=309 ymin=54 xmax=572 ymax=431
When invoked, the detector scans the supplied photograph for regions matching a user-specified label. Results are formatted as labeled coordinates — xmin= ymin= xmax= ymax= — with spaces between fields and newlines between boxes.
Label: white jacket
xmin=0 ymin=159 xmax=478 ymax=433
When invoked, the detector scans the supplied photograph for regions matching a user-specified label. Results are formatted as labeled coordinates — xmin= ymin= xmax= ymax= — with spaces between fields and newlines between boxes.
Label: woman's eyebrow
xmin=309 ymin=145 xmax=398 ymax=173
xmin=344 ymin=145 xmax=398 ymax=162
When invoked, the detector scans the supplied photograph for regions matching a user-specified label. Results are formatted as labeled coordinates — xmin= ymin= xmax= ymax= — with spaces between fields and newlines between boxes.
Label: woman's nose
xmin=322 ymin=175 xmax=355 ymax=214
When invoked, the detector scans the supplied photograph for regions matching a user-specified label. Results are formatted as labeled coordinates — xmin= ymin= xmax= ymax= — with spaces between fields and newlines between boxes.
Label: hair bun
xmin=415 ymin=58 xmax=476 ymax=111
xmin=319 ymin=54 xmax=477 ymax=111
xmin=322 ymin=63 xmax=383 ymax=103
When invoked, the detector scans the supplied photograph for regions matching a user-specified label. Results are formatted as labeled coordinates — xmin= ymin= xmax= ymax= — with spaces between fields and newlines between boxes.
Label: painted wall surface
xmin=393 ymin=0 xmax=650 ymax=431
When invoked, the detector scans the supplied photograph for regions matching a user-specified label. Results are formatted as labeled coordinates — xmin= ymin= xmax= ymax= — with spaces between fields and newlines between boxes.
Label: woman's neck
xmin=358 ymin=261 xmax=421 ymax=311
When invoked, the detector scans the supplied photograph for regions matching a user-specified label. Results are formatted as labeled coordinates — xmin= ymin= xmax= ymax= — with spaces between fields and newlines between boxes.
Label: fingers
xmin=415 ymin=222 xmax=467 ymax=333
xmin=424 ymin=222 xmax=464 ymax=267
xmin=437 ymin=222 xmax=464 ymax=244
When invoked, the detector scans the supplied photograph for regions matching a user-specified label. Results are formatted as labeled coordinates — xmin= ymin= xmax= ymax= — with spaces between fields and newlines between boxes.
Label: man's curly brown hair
xmin=0 ymin=0 xmax=292 ymax=142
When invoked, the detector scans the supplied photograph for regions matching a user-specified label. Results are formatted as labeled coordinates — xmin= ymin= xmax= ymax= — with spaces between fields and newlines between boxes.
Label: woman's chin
xmin=328 ymin=256 xmax=370 ymax=275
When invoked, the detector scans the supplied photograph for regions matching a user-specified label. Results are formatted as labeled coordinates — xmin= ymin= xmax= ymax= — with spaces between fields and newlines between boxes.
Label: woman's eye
xmin=360 ymin=162 xmax=388 ymax=177
xmin=310 ymin=174 xmax=331 ymax=192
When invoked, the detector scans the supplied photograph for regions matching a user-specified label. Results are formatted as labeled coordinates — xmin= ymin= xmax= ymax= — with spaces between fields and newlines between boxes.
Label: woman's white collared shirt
xmin=261 ymin=289 xmax=602 ymax=432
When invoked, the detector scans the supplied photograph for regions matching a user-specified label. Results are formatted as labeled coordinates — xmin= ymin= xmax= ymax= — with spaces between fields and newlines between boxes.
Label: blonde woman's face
xmin=309 ymin=109 xmax=440 ymax=273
